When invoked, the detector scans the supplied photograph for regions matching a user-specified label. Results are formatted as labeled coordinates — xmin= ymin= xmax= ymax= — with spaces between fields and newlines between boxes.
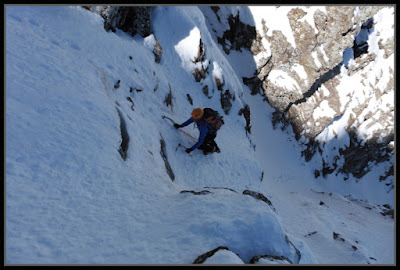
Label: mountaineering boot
xmin=203 ymin=145 xmax=216 ymax=155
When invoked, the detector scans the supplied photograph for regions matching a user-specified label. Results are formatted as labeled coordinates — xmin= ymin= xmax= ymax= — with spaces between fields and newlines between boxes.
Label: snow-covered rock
xmin=205 ymin=6 xmax=394 ymax=182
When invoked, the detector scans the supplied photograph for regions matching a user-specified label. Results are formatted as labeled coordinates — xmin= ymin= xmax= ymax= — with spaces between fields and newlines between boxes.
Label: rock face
xmin=211 ymin=6 xmax=394 ymax=183
xmin=216 ymin=13 xmax=258 ymax=55
xmin=87 ymin=6 xmax=152 ymax=37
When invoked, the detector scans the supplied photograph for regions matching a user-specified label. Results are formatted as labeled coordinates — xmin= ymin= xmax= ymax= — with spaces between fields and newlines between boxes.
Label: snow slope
xmin=5 ymin=6 xmax=394 ymax=265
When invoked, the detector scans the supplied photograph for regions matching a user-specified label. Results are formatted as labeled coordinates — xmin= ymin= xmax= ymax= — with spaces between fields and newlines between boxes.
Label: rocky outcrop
xmin=116 ymin=107 xmax=130 ymax=160
xmin=180 ymin=190 xmax=213 ymax=195
xmin=220 ymin=90 xmax=233 ymax=115
xmin=85 ymin=6 xmax=152 ymax=37
xmin=152 ymin=35 xmax=163 ymax=63
xmin=238 ymin=104 xmax=251 ymax=134
xmin=233 ymin=6 xmax=394 ymax=182
xmin=160 ymin=134 xmax=174 ymax=181
xmin=243 ymin=190 xmax=275 ymax=212
xmin=193 ymin=246 xmax=228 ymax=263
xmin=259 ymin=7 xmax=383 ymax=113
xmin=217 ymin=13 xmax=259 ymax=55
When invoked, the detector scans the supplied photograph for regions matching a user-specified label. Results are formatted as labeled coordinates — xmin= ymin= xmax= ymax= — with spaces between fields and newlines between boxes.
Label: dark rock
xmin=380 ymin=208 xmax=394 ymax=219
xmin=160 ymin=135 xmax=174 ymax=181
xmin=284 ymin=235 xmax=302 ymax=263
xmin=220 ymin=90 xmax=233 ymax=115
xmin=114 ymin=80 xmax=120 ymax=89
xmin=193 ymin=36 xmax=205 ymax=63
xmin=103 ymin=7 xmax=151 ymax=37
xmin=186 ymin=94 xmax=193 ymax=105
xmin=194 ymin=67 xmax=206 ymax=82
xmin=203 ymin=186 xmax=238 ymax=193
xmin=180 ymin=190 xmax=213 ymax=195
xmin=243 ymin=76 xmax=262 ymax=95
xmin=153 ymin=35 xmax=163 ymax=63
xmin=305 ymin=231 xmax=318 ymax=237
xmin=191 ymin=36 xmax=208 ymax=82
xmin=238 ymin=104 xmax=251 ymax=134
xmin=116 ymin=107 xmax=130 ymax=160
xmin=215 ymin=76 xmax=224 ymax=90
xmin=153 ymin=82 xmax=159 ymax=92
xmin=243 ymin=190 xmax=275 ymax=212
xmin=333 ymin=232 xmax=345 ymax=242
xmin=339 ymin=130 xmax=393 ymax=179
xmin=210 ymin=6 xmax=221 ymax=22
xmin=193 ymin=246 xmax=232 ymax=264
xmin=217 ymin=13 xmax=257 ymax=54
xmin=127 ymin=97 xmax=134 ymax=111
xmin=164 ymin=84 xmax=173 ymax=109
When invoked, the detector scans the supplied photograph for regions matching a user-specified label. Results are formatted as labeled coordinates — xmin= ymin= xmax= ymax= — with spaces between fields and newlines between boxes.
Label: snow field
xmin=5 ymin=5 xmax=394 ymax=265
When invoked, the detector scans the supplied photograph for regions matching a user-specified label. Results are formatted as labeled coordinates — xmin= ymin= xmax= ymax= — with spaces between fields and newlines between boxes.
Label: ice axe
xmin=162 ymin=115 xmax=177 ymax=125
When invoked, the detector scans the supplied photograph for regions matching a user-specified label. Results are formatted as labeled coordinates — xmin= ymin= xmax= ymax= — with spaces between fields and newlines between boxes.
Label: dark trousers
xmin=198 ymin=139 xmax=218 ymax=154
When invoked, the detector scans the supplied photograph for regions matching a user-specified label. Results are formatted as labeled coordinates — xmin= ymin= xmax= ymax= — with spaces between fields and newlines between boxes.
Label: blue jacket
xmin=180 ymin=117 xmax=214 ymax=151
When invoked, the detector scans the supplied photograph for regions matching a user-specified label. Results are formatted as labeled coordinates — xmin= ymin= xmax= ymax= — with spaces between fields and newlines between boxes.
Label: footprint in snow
xmin=68 ymin=41 xmax=81 ymax=51
xmin=50 ymin=40 xmax=60 ymax=46
xmin=28 ymin=18 xmax=39 ymax=26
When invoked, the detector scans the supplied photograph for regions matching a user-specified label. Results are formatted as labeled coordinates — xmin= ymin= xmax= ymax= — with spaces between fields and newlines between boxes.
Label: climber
xmin=174 ymin=108 xmax=224 ymax=155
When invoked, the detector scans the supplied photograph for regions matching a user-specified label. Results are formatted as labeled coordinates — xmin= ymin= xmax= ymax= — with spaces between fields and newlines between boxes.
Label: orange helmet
xmin=191 ymin=108 xmax=204 ymax=120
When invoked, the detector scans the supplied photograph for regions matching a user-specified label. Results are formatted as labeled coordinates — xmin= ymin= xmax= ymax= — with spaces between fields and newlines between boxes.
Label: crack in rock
xmin=243 ymin=190 xmax=276 ymax=212
xmin=159 ymin=134 xmax=174 ymax=181
xmin=116 ymin=107 xmax=130 ymax=161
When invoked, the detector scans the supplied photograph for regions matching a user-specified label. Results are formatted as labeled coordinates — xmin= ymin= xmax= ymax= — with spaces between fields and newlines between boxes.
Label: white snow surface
xmin=313 ymin=100 xmax=337 ymax=120
xmin=268 ymin=69 xmax=301 ymax=93
xmin=5 ymin=6 xmax=394 ymax=265
xmin=249 ymin=6 xmax=296 ymax=48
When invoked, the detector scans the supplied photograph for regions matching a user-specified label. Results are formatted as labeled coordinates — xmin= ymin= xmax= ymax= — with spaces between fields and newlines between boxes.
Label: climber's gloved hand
xmin=174 ymin=123 xmax=181 ymax=129
xmin=185 ymin=148 xmax=192 ymax=154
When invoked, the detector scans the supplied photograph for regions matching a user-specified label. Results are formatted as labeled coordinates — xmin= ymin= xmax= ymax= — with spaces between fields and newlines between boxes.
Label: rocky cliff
xmin=207 ymin=6 xmax=394 ymax=187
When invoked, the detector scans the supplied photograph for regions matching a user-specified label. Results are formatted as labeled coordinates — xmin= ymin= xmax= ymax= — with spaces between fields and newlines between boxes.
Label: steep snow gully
xmin=5 ymin=6 xmax=394 ymax=265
